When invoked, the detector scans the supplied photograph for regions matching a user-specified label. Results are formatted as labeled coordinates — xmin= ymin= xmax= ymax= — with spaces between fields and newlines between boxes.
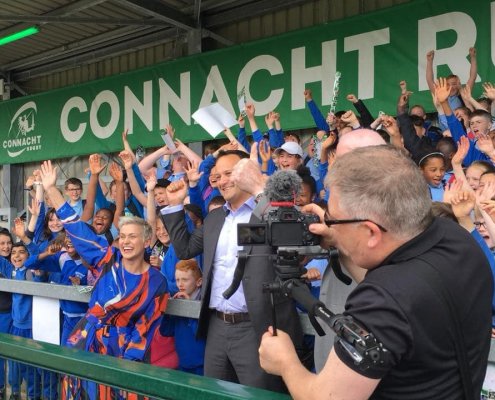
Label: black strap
xmin=416 ymin=260 xmax=475 ymax=400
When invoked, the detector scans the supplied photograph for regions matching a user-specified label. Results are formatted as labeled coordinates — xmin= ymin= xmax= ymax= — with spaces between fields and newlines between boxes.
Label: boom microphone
xmin=264 ymin=170 xmax=302 ymax=203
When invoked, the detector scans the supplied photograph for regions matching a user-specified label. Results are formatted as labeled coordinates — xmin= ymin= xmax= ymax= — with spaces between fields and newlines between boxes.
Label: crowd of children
xmin=1 ymin=46 xmax=495 ymax=397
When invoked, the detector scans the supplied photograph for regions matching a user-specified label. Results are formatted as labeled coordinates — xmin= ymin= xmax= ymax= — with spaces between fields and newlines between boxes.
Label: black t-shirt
xmin=335 ymin=217 xmax=493 ymax=400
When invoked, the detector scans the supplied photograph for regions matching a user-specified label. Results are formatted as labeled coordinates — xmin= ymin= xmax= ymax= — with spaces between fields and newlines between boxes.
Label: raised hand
xmin=469 ymin=47 xmax=477 ymax=59
xmin=265 ymin=111 xmax=276 ymax=129
xmin=426 ymin=50 xmax=435 ymax=62
xmin=119 ymin=150 xmax=134 ymax=170
xmin=483 ymin=82 xmax=495 ymax=101
xmin=166 ymin=124 xmax=175 ymax=139
xmin=434 ymin=77 xmax=450 ymax=104
xmin=219 ymin=141 xmax=238 ymax=153
xmin=304 ymin=89 xmax=312 ymax=102
xmin=28 ymin=198 xmax=41 ymax=219
xmin=12 ymin=218 xmax=27 ymax=241
xmin=121 ymin=129 xmax=136 ymax=162
xmin=450 ymin=190 xmax=476 ymax=219
xmin=477 ymin=180 xmax=495 ymax=204
xmin=476 ymin=134 xmax=495 ymax=156
xmin=340 ymin=110 xmax=359 ymax=127
xmin=459 ymin=85 xmax=472 ymax=103
xmin=145 ymin=169 xmax=157 ymax=193
xmin=259 ymin=139 xmax=271 ymax=163
xmin=443 ymin=179 xmax=464 ymax=204
xmin=184 ymin=160 xmax=204 ymax=186
xmin=399 ymin=80 xmax=408 ymax=95
xmin=109 ymin=162 xmax=124 ymax=182
xmin=238 ymin=114 xmax=245 ymax=128
xmin=165 ymin=178 xmax=189 ymax=206
xmin=451 ymin=136 xmax=470 ymax=166
xmin=382 ymin=115 xmax=400 ymax=137
xmin=40 ymin=160 xmax=58 ymax=190
xmin=88 ymin=154 xmax=106 ymax=176
xmin=245 ymin=103 xmax=255 ymax=119
xmin=231 ymin=158 xmax=264 ymax=196
xmin=346 ymin=93 xmax=358 ymax=103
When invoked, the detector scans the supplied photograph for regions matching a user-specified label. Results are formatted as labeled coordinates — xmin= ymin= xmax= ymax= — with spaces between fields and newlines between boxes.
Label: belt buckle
xmin=223 ymin=312 xmax=234 ymax=324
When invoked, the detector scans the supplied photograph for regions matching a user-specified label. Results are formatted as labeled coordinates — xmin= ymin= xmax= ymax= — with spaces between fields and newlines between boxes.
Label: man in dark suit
xmin=160 ymin=150 xmax=303 ymax=392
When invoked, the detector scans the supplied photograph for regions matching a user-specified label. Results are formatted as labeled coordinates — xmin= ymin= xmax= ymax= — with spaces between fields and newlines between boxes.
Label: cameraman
xmin=258 ymin=145 xmax=492 ymax=399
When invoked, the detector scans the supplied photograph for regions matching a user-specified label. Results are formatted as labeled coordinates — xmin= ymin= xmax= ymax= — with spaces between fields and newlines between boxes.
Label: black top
xmin=335 ymin=217 xmax=493 ymax=400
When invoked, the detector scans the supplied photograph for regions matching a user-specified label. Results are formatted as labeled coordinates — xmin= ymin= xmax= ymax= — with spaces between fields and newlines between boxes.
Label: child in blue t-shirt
xmin=0 ymin=242 xmax=41 ymax=400
xmin=160 ymin=259 xmax=205 ymax=375
xmin=418 ymin=152 xmax=446 ymax=202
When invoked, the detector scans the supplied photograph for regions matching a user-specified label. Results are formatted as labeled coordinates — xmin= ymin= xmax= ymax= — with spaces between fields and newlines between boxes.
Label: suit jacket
xmin=161 ymin=204 xmax=303 ymax=345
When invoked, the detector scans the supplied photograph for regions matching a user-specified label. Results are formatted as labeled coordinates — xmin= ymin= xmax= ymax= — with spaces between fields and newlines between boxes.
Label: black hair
xmin=155 ymin=179 xmax=171 ymax=189
xmin=296 ymin=165 xmax=316 ymax=198
xmin=418 ymin=152 xmax=445 ymax=168
xmin=436 ymin=137 xmax=457 ymax=155
xmin=12 ymin=242 xmax=28 ymax=252
xmin=214 ymin=150 xmax=249 ymax=165
xmin=208 ymin=196 xmax=226 ymax=210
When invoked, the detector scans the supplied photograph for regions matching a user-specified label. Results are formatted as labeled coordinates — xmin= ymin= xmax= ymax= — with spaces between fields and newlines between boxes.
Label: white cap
xmin=274 ymin=142 xmax=304 ymax=158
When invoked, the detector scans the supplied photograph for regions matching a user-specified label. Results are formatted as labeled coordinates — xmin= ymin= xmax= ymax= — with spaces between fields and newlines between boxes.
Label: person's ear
xmin=363 ymin=221 xmax=383 ymax=249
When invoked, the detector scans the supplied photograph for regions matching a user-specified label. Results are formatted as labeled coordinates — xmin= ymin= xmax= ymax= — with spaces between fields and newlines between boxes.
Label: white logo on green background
xmin=3 ymin=101 xmax=42 ymax=158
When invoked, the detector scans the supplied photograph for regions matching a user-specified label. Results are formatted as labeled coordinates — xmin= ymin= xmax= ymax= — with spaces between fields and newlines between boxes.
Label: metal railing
xmin=0 ymin=333 xmax=289 ymax=400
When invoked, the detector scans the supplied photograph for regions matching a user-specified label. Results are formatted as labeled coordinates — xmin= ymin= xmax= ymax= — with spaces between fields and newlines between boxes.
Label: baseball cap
xmin=274 ymin=142 xmax=304 ymax=158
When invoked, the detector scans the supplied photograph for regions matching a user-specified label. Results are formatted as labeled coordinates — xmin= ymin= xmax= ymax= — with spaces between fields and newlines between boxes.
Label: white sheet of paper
xmin=32 ymin=297 xmax=60 ymax=345
xmin=192 ymin=103 xmax=237 ymax=138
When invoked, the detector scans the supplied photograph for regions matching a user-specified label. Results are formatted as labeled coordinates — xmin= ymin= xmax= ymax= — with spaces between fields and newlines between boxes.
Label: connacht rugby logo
xmin=4 ymin=101 xmax=42 ymax=158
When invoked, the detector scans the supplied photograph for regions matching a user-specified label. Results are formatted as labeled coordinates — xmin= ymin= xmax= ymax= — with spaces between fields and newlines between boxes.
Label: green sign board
xmin=1 ymin=0 xmax=493 ymax=164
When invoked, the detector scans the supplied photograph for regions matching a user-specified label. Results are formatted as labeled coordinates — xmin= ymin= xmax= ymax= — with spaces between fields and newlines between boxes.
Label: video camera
xmin=237 ymin=204 xmax=320 ymax=247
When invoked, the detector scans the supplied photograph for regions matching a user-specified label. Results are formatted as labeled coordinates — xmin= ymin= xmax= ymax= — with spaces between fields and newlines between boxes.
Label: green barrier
xmin=0 ymin=333 xmax=289 ymax=400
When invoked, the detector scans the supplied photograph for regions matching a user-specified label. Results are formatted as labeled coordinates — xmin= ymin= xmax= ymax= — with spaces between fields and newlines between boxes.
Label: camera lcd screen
xmin=270 ymin=222 xmax=303 ymax=246
xmin=237 ymin=223 xmax=267 ymax=245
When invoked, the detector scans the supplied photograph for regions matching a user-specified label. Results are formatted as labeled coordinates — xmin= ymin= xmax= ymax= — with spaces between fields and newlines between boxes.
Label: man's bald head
xmin=336 ymin=128 xmax=386 ymax=157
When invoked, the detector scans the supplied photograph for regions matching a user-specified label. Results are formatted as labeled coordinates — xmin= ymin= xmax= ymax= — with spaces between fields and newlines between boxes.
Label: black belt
xmin=214 ymin=310 xmax=250 ymax=324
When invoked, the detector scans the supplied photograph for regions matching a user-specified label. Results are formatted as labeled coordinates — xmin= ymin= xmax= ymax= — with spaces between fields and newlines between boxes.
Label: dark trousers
xmin=204 ymin=314 xmax=287 ymax=393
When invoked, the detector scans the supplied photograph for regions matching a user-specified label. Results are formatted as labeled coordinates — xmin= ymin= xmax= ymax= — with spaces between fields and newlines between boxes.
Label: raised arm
xmin=305 ymin=89 xmax=330 ymax=132
xmin=175 ymin=138 xmax=202 ymax=165
xmin=40 ymin=160 xmax=111 ymax=268
xmin=160 ymin=179 xmax=204 ymax=259
xmin=121 ymin=150 xmax=148 ymax=207
xmin=81 ymin=154 xmax=107 ymax=222
xmin=145 ymin=171 xmax=158 ymax=244
xmin=466 ymin=47 xmax=478 ymax=90
xmin=425 ymin=50 xmax=436 ymax=93
xmin=346 ymin=94 xmax=374 ymax=128
xmin=108 ymin=162 xmax=125 ymax=229
xmin=382 ymin=115 xmax=404 ymax=150
xmin=450 ymin=136 xmax=471 ymax=189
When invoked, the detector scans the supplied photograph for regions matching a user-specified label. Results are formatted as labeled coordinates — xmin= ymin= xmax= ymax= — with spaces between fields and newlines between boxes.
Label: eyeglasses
xmin=474 ymin=221 xmax=487 ymax=229
xmin=324 ymin=213 xmax=388 ymax=232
